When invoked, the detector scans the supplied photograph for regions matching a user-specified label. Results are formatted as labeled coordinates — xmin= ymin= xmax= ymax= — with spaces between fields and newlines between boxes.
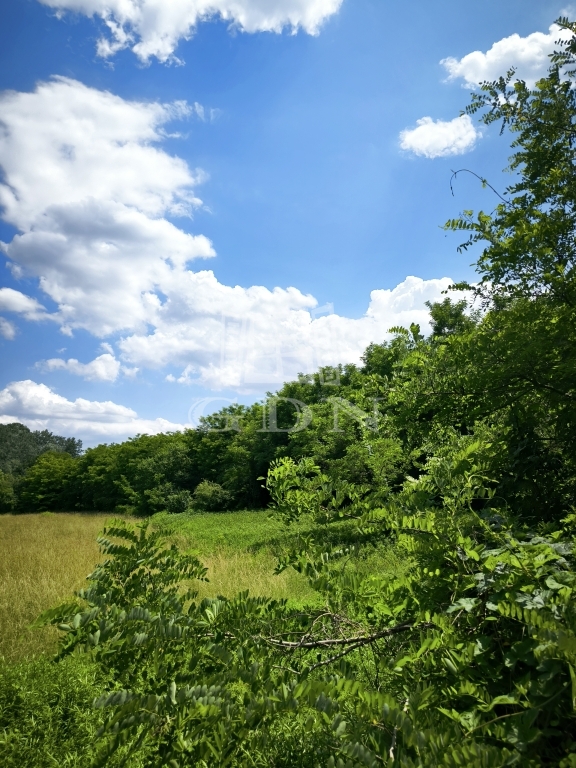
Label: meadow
xmin=0 ymin=509 xmax=318 ymax=663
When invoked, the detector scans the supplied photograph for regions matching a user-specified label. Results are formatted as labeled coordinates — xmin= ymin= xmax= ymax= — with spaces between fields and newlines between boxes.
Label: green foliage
xmin=0 ymin=424 xmax=83 ymax=513
xmin=34 ymin=473 xmax=576 ymax=766
xmin=425 ymin=297 xmax=478 ymax=337
xmin=16 ymin=451 xmax=81 ymax=512
xmin=192 ymin=480 xmax=232 ymax=512
xmin=445 ymin=17 xmax=576 ymax=304
xmin=0 ymin=422 xmax=82 ymax=476
xmin=0 ymin=654 xmax=145 ymax=767
xmin=0 ymin=471 xmax=16 ymax=513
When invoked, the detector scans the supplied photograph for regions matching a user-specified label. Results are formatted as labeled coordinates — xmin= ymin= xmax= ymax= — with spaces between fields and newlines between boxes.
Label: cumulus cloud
xmin=0 ymin=287 xmax=48 ymax=318
xmin=0 ymin=77 xmax=215 ymax=336
xmin=399 ymin=115 xmax=479 ymax=159
xmin=41 ymin=352 xmax=122 ymax=382
xmin=0 ymin=287 xmax=52 ymax=340
xmin=38 ymin=0 xmax=343 ymax=62
xmin=441 ymin=22 xmax=575 ymax=88
xmin=0 ymin=380 xmax=189 ymax=443
xmin=0 ymin=77 xmax=455 ymax=392
xmin=121 ymin=274 xmax=454 ymax=391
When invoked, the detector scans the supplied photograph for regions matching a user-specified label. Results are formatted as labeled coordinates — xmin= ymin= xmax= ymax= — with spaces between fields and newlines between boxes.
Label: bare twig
xmin=450 ymin=168 xmax=510 ymax=206
xmin=264 ymin=622 xmax=434 ymax=650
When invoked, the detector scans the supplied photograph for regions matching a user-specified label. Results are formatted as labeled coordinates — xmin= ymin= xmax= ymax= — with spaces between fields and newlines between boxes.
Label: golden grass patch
xmin=0 ymin=513 xmax=317 ymax=663
xmin=196 ymin=549 xmax=314 ymax=603
xmin=0 ymin=513 xmax=110 ymax=662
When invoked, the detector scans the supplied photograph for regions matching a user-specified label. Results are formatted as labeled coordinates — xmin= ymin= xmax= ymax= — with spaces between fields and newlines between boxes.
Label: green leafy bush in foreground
xmin=34 ymin=443 xmax=576 ymax=766
xmin=0 ymin=654 xmax=146 ymax=767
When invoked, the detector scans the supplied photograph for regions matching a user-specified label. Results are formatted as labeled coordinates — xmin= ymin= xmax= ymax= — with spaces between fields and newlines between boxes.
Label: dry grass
xmin=0 ymin=513 xmax=110 ymax=662
xmin=0 ymin=512 xmax=317 ymax=663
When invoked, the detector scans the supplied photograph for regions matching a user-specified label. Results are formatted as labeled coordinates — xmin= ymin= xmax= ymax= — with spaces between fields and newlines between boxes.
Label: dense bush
xmin=191 ymin=480 xmax=233 ymax=511
xmin=0 ymin=655 xmax=146 ymax=767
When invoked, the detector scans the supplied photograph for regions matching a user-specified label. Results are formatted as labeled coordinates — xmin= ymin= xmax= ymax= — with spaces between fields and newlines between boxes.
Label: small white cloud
xmin=441 ymin=22 xmax=575 ymax=88
xmin=0 ymin=287 xmax=49 ymax=320
xmin=0 ymin=379 xmax=190 ymax=443
xmin=0 ymin=317 xmax=16 ymax=340
xmin=41 ymin=352 xmax=122 ymax=382
xmin=38 ymin=0 xmax=344 ymax=63
xmin=399 ymin=115 xmax=479 ymax=159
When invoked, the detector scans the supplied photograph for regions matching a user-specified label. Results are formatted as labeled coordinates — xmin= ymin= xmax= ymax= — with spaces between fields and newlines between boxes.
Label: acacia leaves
xmin=37 ymin=438 xmax=576 ymax=766
xmin=446 ymin=18 xmax=576 ymax=303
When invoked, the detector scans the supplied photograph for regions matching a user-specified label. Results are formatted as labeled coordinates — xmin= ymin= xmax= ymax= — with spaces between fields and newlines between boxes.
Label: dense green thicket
xmin=4 ymin=20 xmax=576 ymax=766
xmin=0 ymin=424 xmax=82 ymax=512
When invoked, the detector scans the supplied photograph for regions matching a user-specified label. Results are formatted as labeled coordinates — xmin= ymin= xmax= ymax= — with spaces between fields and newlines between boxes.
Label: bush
xmin=164 ymin=488 xmax=194 ymax=514
xmin=191 ymin=480 xmax=232 ymax=511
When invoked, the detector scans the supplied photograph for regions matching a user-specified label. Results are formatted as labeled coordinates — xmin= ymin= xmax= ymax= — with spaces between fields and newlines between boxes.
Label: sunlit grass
xmin=0 ymin=510 xmax=318 ymax=663
xmin=0 ymin=513 xmax=109 ymax=662
xmin=151 ymin=510 xmax=318 ymax=604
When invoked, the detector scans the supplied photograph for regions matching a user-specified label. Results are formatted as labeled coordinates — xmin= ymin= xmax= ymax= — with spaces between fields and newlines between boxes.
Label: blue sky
xmin=0 ymin=0 xmax=567 ymax=444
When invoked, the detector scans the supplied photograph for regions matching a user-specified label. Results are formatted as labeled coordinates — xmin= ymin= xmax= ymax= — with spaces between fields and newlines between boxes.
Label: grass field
xmin=0 ymin=510 xmax=316 ymax=663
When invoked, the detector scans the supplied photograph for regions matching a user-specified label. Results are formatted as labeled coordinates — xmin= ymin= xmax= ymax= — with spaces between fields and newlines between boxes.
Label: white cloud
xmin=119 ymin=274 xmax=454 ymax=391
xmin=0 ymin=380 xmax=189 ymax=442
xmin=0 ymin=287 xmax=47 ymax=318
xmin=0 ymin=77 xmax=215 ymax=336
xmin=38 ymin=0 xmax=343 ymax=62
xmin=0 ymin=318 xmax=16 ymax=340
xmin=41 ymin=352 xmax=122 ymax=382
xmin=441 ymin=22 xmax=575 ymax=89
xmin=0 ymin=78 xmax=456 ymax=392
xmin=0 ymin=287 xmax=52 ymax=340
xmin=399 ymin=115 xmax=479 ymax=159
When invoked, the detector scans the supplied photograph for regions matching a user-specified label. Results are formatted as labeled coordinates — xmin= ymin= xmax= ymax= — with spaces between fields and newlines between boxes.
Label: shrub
xmin=191 ymin=480 xmax=232 ymax=511
xmin=0 ymin=655 xmax=145 ymax=767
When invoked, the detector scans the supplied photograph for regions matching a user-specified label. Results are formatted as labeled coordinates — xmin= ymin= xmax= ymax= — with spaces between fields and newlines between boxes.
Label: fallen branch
xmin=264 ymin=622 xmax=434 ymax=650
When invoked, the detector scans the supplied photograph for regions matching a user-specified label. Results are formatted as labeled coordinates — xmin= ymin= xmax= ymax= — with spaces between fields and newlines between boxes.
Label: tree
xmin=446 ymin=17 xmax=576 ymax=304
xmin=0 ymin=423 xmax=82 ymax=476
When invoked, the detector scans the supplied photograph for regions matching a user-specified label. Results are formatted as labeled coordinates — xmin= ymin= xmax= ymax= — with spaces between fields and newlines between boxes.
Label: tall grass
xmin=0 ymin=513 xmax=108 ymax=662
xmin=152 ymin=510 xmax=318 ymax=603
xmin=0 ymin=510 xmax=317 ymax=662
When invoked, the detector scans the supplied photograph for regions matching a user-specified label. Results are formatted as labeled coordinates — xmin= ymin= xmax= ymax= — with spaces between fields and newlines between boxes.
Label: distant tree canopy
xmin=0 ymin=423 xmax=82 ymax=476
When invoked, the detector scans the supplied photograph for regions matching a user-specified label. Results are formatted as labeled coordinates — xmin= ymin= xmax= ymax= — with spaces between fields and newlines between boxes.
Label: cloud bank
xmin=38 ymin=0 xmax=343 ymax=62
xmin=0 ymin=380 xmax=189 ymax=442
xmin=441 ymin=22 xmax=574 ymax=88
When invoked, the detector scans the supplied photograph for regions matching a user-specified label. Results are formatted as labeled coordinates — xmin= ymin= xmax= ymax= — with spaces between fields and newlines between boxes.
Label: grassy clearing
xmin=0 ymin=510 xmax=318 ymax=662
xmin=150 ymin=509 xmax=314 ymax=555
xmin=152 ymin=510 xmax=317 ymax=603
xmin=0 ymin=513 xmax=110 ymax=662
